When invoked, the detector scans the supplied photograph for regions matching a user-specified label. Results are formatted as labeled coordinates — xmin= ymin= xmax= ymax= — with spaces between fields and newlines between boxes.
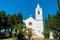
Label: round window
xmin=29 ymin=22 xmax=32 ymax=26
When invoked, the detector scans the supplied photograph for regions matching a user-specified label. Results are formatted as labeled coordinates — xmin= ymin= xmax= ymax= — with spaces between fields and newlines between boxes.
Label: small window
xmin=38 ymin=11 xmax=40 ymax=15
xmin=39 ymin=31 xmax=40 ymax=32
xmin=29 ymin=22 xmax=32 ymax=26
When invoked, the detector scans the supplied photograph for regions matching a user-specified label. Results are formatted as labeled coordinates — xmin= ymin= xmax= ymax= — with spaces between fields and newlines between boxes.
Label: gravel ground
xmin=0 ymin=38 xmax=44 ymax=40
xmin=32 ymin=38 xmax=44 ymax=40
xmin=0 ymin=38 xmax=16 ymax=40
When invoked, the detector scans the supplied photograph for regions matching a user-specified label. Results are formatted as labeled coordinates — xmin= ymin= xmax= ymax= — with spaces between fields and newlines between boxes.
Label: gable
xmin=24 ymin=16 xmax=35 ymax=22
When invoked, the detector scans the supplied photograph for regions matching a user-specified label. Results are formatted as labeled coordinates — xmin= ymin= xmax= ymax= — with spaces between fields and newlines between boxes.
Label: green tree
xmin=12 ymin=14 xmax=17 ymax=25
xmin=6 ymin=14 xmax=12 ymax=28
xmin=44 ymin=18 xmax=50 ymax=39
xmin=53 ymin=12 xmax=60 ymax=39
xmin=0 ymin=11 xmax=6 ymax=31
xmin=44 ymin=14 xmax=52 ymax=39
xmin=28 ymin=28 xmax=32 ymax=40
xmin=0 ymin=11 xmax=27 ymax=39
xmin=58 ymin=0 xmax=60 ymax=11
xmin=5 ymin=14 xmax=13 ymax=37
xmin=17 ymin=13 xmax=23 ymax=24
xmin=44 ymin=13 xmax=60 ymax=39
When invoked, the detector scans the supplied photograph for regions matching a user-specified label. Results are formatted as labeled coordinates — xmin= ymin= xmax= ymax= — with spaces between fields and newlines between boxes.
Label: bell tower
xmin=35 ymin=4 xmax=42 ymax=21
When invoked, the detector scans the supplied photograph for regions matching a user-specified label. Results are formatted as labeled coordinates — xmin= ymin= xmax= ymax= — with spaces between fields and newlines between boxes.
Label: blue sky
xmin=0 ymin=0 xmax=58 ymax=20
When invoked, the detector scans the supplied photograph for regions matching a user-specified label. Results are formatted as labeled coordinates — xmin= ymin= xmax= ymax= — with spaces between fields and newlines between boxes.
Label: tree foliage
xmin=44 ymin=11 xmax=60 ymax=39
xmin=0 ymin=11 xmax=27 ymax=40
xmin=44 ymin=0 xmax=60 ymax=39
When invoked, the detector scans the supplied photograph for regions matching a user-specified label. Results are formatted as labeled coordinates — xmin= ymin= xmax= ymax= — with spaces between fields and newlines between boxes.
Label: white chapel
xmin=23 ymin=4 xmax=44 ymax=38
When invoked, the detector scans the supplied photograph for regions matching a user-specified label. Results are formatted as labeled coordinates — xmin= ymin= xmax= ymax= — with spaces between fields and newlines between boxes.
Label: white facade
xmin=23 ymin=4 xmax=44 ymax=38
